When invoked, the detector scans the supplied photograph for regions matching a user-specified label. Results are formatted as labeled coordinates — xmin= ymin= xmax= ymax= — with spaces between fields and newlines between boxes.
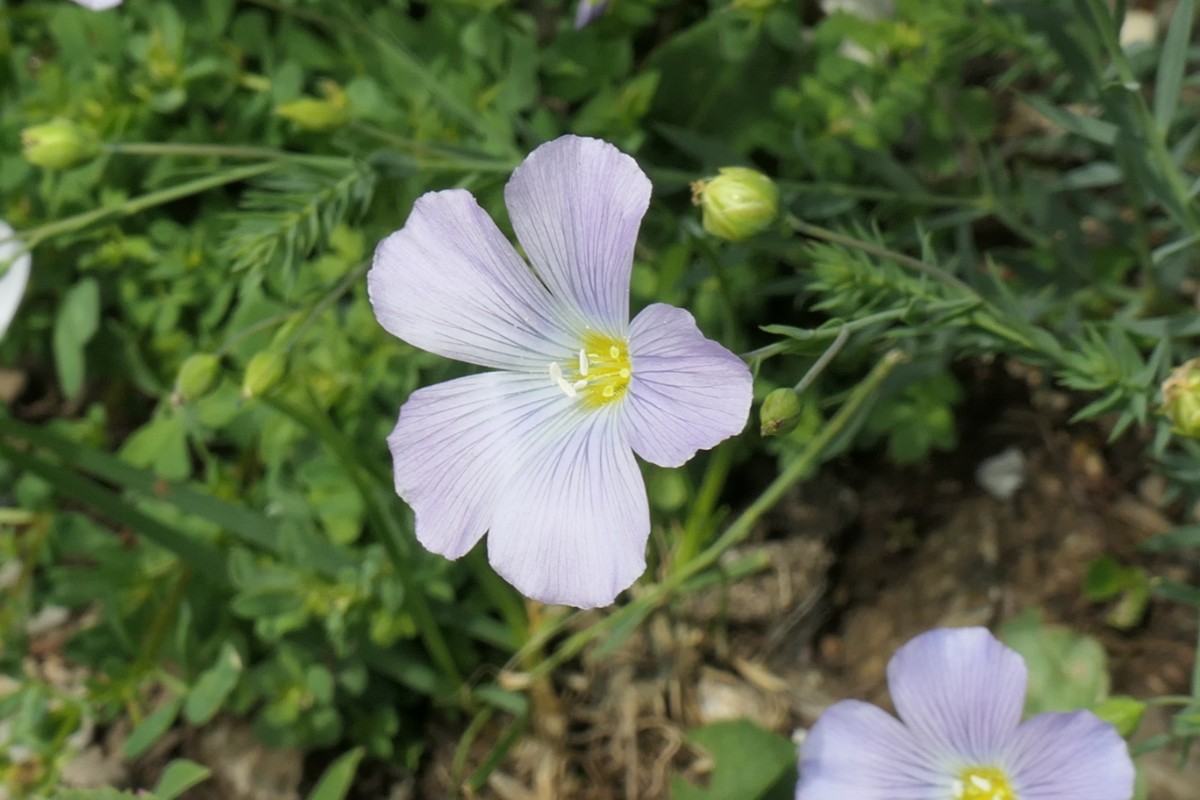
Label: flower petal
xmin=487 ymin=404 xmax=649 ymax=608
xmin=622 ymin=303 xmax=752 ymax=467
xmin=505 ymin=135 xmax=650 ymax=335
xmin=1005 ymin=711 xmax=1135 ymax=800
xmin=797 ymin=700 xmax=949 ymax=800
xmin=388 ymin=371 xmax=568 ymax=560
xmin=0 ymin=222 xmax=32 ymax=341
xmin=887 ymin=627 xmax=1026 ymax=764
xmin=71 ymin=0 xmax=123 ymax=8
xmin=369 ymin=189 xmax=577 ymax=371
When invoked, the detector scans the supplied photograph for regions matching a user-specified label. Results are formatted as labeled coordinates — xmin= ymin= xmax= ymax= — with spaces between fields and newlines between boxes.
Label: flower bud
xmin=274 ymin=80 xmax=349 ymax=131
xmin=692 ymin=167 xmax=779 ymax=242
xmin=1161 ymin=358 xmax=1200 ymax=437
xmin=172 ymin=353 xmax=221 ymax=404
xmin=241 ymin=350 xmax=288 ymax=399
xmin=20 ymin=119 xmax=99 ymax=170
xmin=732 ymin=0 xmax=778 ymax=10
xmin=760 ymin=387 xmax=804 ymax=437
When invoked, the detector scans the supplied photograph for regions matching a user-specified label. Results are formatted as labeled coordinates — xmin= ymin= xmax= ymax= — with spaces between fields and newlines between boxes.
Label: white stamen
xmin=572 ymin=379 xmax=588 ymax=390
xmin=578 ymin=349 xmax=589 ymax=377
xmin=609 ymin=345 xmax=620 ymax=358
xmin=548 ymin=362 xmax=577 ymax=398
xmin=951 ymin=780 xmax=964 ymax=799
xmin=970 ymin=776 xmax=991 ymax=791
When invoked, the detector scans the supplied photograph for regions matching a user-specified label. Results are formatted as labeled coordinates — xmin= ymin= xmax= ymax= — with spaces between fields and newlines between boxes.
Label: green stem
xmin=19 ymin=161 xmax=279 ymax=249
xmin=674 ymin=444 xmax=734 ymax=569
xmin=106 ymin=142 xmax=298 ymax=160
xmin=515 ymin=349 xmax=908 ymax=682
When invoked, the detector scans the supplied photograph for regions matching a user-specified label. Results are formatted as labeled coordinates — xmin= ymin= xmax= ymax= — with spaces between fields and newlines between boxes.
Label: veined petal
xmin=487 ymin=404 xmax=649 ymax=608
xmin=388 ymin=371 xmax=568 ymax=560
xmin=369 ymin=189 xmax=577 ymax=371
xmin=623 ymin=303 xmax=752 ymax=467
xmin=888 ymin=627 xmax=1026 ymax=765
xmin=0 ymin=222 xmax=32 ymax=341
xmin=505 ymin=135 xmax=650 ymax=335
xmin=1005 ymin=711 xmax=1134 ymax=800
xmin=797 ymin=700 xmax=949 ymax=800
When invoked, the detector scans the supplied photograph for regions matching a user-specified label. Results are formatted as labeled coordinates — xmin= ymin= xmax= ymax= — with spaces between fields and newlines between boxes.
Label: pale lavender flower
xmin=575 ymin=0 xmax=610 ymax=29
xmin=797 ymin=627 xmax=1135 ymax=800
xmin=368 ymin=135 xmax=752 ymax=608
xmin=0 ymin=222 xmax=32 ymax=340
xmin=70 ymin=0 xmax=123 ymax=9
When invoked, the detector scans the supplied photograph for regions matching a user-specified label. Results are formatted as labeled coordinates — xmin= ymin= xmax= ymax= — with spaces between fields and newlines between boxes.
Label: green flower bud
xmin=20 ymin=119 xmax=100 ymax=170
xmin=172 ymin=353 xmax=221 ymax=404
xmin=1092 ymin=696 xmax=1145 ymax=737
xmin=274 ymin=80 xmax=350 ymax=131
xmin=1161 ymin=358 xmax=1200 ymax=437
xmin=732 ymin=0 xmax=778 ymax=10
xmin=692 ymin=167 xmax=779 ymax=242
xmin=242 ymin=350 xmax=288 ymax=399
xmin=760 ymin=387 xmax=804 ymax=437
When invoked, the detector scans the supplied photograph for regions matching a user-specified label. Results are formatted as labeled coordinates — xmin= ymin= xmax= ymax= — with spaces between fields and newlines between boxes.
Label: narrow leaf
xmin=1154 ymin=0 xmax=1195 ymax=132
xmin=306 ymin=747 xmax=365 ymax=800
xmin=152 ymin=760 xmax=212 ymax=800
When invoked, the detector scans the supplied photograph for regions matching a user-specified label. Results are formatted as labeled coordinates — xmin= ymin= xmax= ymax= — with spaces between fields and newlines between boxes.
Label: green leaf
xmin=1093 ymin=695 xmax=1146 ymax=737
xmin=52 ymin=277 xmax=101 ymax=397
xmin=306 ymin=747 xmax=365 ymax=800
xmin=669 ymin=720 xmax=797 ymax=800
xmin=1020 ymin=94 xmax=1117 ymax=146
xmin=1154 ymin=0 xmax=1195 ymax=132
xmin=124 ymin=697 xmax=183 ymax=759
xmin=999 ymin=612 xmax=1109 ymax=715
xmin=1140 ymin=524 xmax=1200 ymax=552
xmin=152 ymin=760 xmax=212 ymax=800
xmin=185 ymin=642 xmax=244 ymax=725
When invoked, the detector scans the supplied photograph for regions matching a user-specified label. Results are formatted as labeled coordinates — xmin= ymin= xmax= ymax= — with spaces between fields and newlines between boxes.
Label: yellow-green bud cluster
xmin=173 ymin=353 xmax=221 ymax=404
xmin=692 ymin=166 xmax=779 ymax=242
xmin=274 ymin=80 xmax=350 ymax=131
xmin=242 ymin=350 xmax=288 ymax=398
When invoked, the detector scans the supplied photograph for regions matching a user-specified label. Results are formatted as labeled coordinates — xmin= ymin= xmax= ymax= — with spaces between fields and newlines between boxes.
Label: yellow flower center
xmin=952 ymin=767 xmax=1015 ymax=800
xmin=547 ymin=332 xmax=632 ymax=408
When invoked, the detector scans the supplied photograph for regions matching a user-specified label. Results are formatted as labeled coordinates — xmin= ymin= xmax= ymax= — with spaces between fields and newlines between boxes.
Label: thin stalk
xmin=674 ymin=444 xmax=734 ymax=569
xmin=794 ymin=325 xmax=850 ymax=396
xmin=105 ymin=142 xmax=297 ymax=160
xmin=19 ymin=161 xmax=279 ymax=249
xmin=514 ymin=350 xmax=908 ymax=682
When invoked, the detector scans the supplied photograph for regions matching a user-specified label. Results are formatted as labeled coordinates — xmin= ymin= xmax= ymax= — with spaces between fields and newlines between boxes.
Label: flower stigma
xmin=547 ymin=332 xmax=632 ymax=407
xmin=951 ymin=767 xmax=1015 ymax=800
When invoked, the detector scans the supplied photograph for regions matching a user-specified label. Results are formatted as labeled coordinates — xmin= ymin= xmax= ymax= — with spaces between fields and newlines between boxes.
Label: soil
xmin=414 ymin=358 xmax=1200 ymax=800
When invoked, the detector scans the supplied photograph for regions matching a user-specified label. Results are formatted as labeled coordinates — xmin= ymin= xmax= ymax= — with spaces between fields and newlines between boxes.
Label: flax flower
xmin=575 ymin=0 xmax=609 ymax=28
xmin=0 ymin=222 xmax=32 ymax=341
xmin=70 ymin=0 xmax=123 ymax=9
xmin=797 ymin=627 xmax=1135 ymax=800
xmin=369 ymin=135 xmax=752 ymax=608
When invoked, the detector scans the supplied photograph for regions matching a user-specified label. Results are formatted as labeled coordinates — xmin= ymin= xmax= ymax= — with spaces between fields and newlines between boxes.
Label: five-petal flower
xmin=368 ymin=135 xmax=752 ymax=608
xmin=797 ymin=627 xmax=1135 ymax=800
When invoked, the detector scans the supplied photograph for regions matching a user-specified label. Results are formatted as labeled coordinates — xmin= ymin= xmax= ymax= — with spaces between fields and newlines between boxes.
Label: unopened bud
xmin=173 ymin=353 xmax=221 ymax=404
xmin=760 ymin=387 xmax=804 ymax=437
xmin=274 ymin=80 xmax=349 ymax=131
xmin=242 ymin=350 xmax=288 ymax=398
xmin=692 ymin=167 xmax=778 ymax=242
xmin=20 ymin=119 xmax=99 ymax=170
xmin=1161 ymin=359 xmax=1200 ymax=437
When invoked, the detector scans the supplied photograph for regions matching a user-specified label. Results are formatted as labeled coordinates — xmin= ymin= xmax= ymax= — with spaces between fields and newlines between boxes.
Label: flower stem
xmin=18 ymin=161 xmax=280 ymax=249
xmin=514 ymin=349 xmax=909 ymax=683
xmin=105 ymin=142 xmax=298 ymax=160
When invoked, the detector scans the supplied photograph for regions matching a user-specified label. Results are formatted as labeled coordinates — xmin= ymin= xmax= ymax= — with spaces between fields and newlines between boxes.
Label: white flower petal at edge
xmin=887 ymin=627 xmax=1027 ymax=763
xmin=505 ymin=134 xmax=650 ymax=334
xmin=388 ymin=372 xmax=569 ymax=561
xmin=370 ymin=189 xmax=578 ymax=370
xmin=624 ymin=303 xmax=752 ymax=467
xmin=798 ymin=700 xmax=947 ymax=800
xmin=1005 ymin=711 xmax=1135 ymax=800
xmin=488 ymin=405 xmax=649 ymax=608
xmin=0 ymin=222 xmax=32 ymax=341
xmin=71 ymin=0 xmax=123 ymax=9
